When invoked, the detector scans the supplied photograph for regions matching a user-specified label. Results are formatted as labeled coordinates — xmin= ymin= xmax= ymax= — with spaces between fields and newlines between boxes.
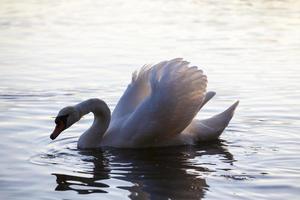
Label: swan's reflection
xmin=52 ymin=141 xmax=234 ymax=199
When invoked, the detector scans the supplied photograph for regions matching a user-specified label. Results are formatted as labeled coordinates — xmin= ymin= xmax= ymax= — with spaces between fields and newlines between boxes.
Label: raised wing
xmin=111 ymin=64 xmax=152 ymax=121
xmin=120 ymin=58 xmax=207 ymax=147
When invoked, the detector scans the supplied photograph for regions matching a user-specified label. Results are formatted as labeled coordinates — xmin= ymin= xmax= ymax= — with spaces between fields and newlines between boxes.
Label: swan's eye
xmin=51 ymin=114 xmax=70 ymax=140
xmin=55 ymin=114 xmax=69 ymax=128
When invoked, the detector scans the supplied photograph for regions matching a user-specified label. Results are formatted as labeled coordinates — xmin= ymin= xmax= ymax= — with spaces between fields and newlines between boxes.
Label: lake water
xmin=0 ymin=0 xmax=300 ymax=199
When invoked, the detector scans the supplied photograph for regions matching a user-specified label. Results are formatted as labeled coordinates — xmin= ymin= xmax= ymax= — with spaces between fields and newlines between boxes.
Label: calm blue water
xmin=0 ymin=0 xmax=300 ymax=199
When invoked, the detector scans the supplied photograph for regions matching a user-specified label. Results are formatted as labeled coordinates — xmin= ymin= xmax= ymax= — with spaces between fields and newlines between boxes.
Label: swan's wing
xmin=199 ymin=91 xmax=216 ymax=110
xmin=112 ymin=63 xmax=162 ymax=121
xmin=121 ymin=58 xmax=207 ymax=146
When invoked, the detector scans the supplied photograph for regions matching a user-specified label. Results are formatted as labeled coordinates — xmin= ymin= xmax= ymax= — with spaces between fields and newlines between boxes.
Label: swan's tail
xmin=184 ymin=96 xmax=239 ymax=142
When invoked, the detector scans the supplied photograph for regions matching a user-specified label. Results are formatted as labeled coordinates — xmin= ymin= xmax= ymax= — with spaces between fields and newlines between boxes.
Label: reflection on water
xmin=48 ymin=141 xmax=233 ymax=199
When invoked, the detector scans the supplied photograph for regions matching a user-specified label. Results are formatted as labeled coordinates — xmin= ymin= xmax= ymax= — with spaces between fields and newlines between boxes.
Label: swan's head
xmin=50 ymin=106 xmax=80 ymax=140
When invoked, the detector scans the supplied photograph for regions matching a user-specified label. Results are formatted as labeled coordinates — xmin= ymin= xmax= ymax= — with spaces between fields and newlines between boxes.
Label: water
xmin=0 ymin=0 xmax=299 ymax=199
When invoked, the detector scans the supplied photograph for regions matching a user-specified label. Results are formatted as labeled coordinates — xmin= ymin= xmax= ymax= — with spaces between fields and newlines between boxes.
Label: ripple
xmin=29 ymin=137 xmax=246 ymax=198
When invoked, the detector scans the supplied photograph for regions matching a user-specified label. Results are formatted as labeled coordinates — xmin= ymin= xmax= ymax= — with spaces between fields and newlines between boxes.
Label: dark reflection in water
xmin=52 ymin=141 xmax=234 ymax=199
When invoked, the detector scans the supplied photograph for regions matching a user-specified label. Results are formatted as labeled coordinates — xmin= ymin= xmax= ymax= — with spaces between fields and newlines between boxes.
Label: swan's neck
xmin=76 ymin=98 xmax=111 ymax=149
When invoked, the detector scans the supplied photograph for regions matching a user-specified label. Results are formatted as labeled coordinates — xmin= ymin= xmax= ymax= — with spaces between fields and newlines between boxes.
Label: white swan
xmin=50 ymin=58 xmax=239 ymax=149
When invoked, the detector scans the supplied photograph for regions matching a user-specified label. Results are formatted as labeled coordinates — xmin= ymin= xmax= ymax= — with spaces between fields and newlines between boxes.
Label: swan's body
xmin=50 ymin=58 xmax=238 ymax=149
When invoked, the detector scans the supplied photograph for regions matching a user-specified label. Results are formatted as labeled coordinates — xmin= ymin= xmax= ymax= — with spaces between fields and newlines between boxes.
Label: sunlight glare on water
xmin=0 ymin=0 xmax=300 ymax=199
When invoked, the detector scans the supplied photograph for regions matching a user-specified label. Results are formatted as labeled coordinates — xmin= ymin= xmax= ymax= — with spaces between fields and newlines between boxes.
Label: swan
xmin=50 ymin=58 xmax=239 ymax=149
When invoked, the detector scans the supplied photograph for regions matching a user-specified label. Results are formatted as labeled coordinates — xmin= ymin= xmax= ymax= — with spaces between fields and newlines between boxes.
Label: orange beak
xmin=50 ymin=122 xmax=65 ymax=140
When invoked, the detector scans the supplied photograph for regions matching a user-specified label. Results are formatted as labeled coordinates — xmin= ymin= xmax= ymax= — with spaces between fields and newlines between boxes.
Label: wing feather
xmin=111 ymin=64 xmax=153 ymax=120
xmin=119 ymin=58 xmax=207 ymax=147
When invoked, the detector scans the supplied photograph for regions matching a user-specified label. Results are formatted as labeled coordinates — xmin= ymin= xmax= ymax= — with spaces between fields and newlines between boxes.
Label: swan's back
xmin=107 ymin=58 xmax=207 ymax=147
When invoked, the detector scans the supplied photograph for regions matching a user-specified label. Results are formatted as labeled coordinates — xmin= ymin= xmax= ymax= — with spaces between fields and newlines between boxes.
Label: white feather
xmin=106 ymin=58 xmax=208 ymax=147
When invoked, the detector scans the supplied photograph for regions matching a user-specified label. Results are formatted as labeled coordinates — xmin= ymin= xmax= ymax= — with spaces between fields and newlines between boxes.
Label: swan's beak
xmin=50 ymin=122 xmax=65 ymax=140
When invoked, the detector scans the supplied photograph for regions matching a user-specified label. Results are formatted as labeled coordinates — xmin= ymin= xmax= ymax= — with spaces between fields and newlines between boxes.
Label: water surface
xmin=0 ymin=0 xmax=300 ymax=199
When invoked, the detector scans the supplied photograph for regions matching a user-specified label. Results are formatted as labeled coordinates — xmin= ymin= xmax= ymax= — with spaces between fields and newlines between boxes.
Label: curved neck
xmin=76 ymin=98 xmax=111 ymax=149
